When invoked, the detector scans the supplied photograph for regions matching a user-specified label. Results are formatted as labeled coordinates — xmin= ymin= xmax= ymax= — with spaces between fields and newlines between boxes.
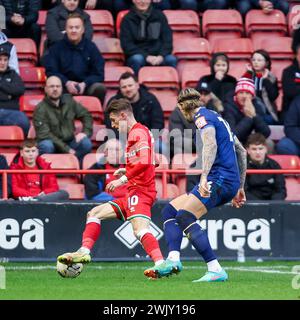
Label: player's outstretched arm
xmin=232 ymin=136 xmax=247 ymax=208
xmin=199 ymin=126 xmax=217 ymax=197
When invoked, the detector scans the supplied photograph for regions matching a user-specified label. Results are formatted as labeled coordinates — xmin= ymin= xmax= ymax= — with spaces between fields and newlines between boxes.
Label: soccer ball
xmin=56 ymin=261 xmax=83 ymax=278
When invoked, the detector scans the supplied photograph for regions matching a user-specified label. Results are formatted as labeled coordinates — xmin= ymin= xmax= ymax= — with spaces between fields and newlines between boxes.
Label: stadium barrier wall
xmin=0 ymin=200 xmax=299 ymax=261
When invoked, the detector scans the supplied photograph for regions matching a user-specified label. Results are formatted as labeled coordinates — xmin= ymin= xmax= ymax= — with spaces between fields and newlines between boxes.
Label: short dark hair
xmin=106 ymin=98 xmax=133 ymax=115
xmin=66 ymin=12 xmax=85 ymax=25
xmin=119 ymin=72 xmax=138 ymax=83
xmin=20 ymin=139 xmax=38 ymax=150
xmin=245 ymin=133 xmax=267 ymax=148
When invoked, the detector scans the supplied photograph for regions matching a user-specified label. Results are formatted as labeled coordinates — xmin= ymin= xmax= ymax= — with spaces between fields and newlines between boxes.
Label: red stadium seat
xmin=104 ymin=66 xmax=134 ymax=89
xmin=285 ymin=177 xmax=300 ymax=200
xmin=20 ymin=95 xmax=44 ymax=118
xmin=41 ymin=153 xmax=80 ymax=184
xmin=0 ymin=126 xmax=24 ymax=147
xmin=93 ymin=38 xmax=125 ymax=67
xmin=9 ymin=38 xmax=38 ymax=67
xmin=60 ymin=183 xmax=85 ymax=200
xmin=181 ymin=65 xmax=211 ymax=89
xmin=267 ymin=155 xmax=300 ymax=169
xmin=85 ymin=10 xmax=114 ymax=38
xmin=82 ymin=152 xmax=105 ymax=170
xmin=155 ymin=153 xmax=169 ymax=170
xmin=2 ymin=152 xmax=17 ymax=165
xmin=163 ymin=10 xmax=200 ymax=40
xmin=245 ymin=9 xmax=287 ymax=43
xmin=19 ymin=67 xmax=46 ymax=95
xmin=152 ymin=91 xmax=177 ymax=119
xmin=116 ymin=10 xmax=129 ymax=38
xmin=173 ymin=37 xmax=211 ymax=77
xmin=202 ymin=10 xmax=243 ymax=49
xmin=272 ymin=60 xmax=292 ymax=89
xmin=171 ymin=153 xmax=198 ymax=194
xmin=73 ymin=96 xmax=103 ymax=122
xmin=91 ymin=124 xmax=108 ymax=148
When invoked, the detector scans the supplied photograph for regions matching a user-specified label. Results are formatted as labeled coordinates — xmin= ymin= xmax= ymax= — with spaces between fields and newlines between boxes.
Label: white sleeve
xmin=9 ymin=45 xmax=20 ymax=74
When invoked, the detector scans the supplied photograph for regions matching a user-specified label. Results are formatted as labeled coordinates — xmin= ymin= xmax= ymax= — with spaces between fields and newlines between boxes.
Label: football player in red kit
xmin=57 ymin=99 xmax=173 ymax=279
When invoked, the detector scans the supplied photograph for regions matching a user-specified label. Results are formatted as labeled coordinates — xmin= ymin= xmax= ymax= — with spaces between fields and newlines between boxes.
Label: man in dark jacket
xmin=0 ymin=0 xmax=41 ymax=47
xmin=281 ymin=44 xmax=300 ymax=122
xmin=45 ymin=0 xmax=93 ymax=48
xmin=120 ymin=0 xmax=177 ymax=75
xmin=105 ymin=72 xmax=166 ymax=155
xmin=33 ymin=76 xmax=93 ymax=163
xmin=276 ymin=95 xmax=300 ymax=156
xmin=224 ymin=77 xmax=271 ymax=145
xmin=245 ymin=133 xmax=286 ymax=200
xmin=0 ymin=47 xmax=29 ymax=136
xmin=236 ymin=0 xmax=289 ymax=17
xmin=43 ymin=13 xmax=106 ymax=104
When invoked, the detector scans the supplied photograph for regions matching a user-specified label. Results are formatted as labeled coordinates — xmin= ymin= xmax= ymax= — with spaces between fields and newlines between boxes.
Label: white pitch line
xmin=2 ymin=265 xmax=298 ymax=275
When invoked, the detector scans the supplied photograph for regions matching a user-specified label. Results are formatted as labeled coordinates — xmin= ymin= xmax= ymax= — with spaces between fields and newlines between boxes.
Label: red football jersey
xmin=125 ymin=122 xmax=156 ymax=192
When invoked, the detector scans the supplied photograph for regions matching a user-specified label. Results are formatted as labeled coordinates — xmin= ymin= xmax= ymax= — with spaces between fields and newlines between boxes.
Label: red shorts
xmin=109 ymin=188 xmax=157 ymax=221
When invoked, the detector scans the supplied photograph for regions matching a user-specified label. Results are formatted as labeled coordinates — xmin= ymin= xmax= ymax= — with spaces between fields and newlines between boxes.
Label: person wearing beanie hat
xmin=196 ymin=52 xmax=237 ymax=104
xmin=223 ymin=77 xmax=271 ymax=145
xmin=243 ymin=50 xmax=279 ymax=125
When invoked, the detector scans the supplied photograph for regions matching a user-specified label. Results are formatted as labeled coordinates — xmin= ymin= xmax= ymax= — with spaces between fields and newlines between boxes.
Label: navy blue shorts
xmin=189 ymin=180 xmax=239 ymax=211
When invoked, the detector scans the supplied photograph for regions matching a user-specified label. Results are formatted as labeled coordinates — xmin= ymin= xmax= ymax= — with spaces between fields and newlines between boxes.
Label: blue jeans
xmin=126 ymin=54 xmax=177 ymax=75
xmin=0 ymin=109 xmax=30 ymax=137
xmin=276 ymin=137 xmax=300 ymax=156
xmin=38 ymin=137 xmax=92 ymax=162
xmin=236 ymin=0 xmax=289 ymax=16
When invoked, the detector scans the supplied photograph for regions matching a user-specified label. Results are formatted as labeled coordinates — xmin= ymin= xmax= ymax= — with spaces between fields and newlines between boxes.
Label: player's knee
xmin=135 ymin=228 xmax=150 ymax=241
xmin=87 ymin=204 xmax=105 ymax=219
xmin=176 ymin=209 xmax=197 ymax=232
xmin=162 ymin=203 xmax=177 ymax=222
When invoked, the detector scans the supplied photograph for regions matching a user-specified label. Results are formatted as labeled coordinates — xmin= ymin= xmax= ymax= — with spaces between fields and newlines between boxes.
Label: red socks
xmin=81 ymin=218 xmax=101 ymax=250
xmin=140 ymin=233 xmax=163 ymax=263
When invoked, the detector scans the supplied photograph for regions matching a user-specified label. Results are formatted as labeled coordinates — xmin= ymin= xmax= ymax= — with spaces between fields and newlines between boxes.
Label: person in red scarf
xmin=223 ymin=77 xmax=270 ymax=145
xmin=10 ymin=139 xmax=69 ymax=201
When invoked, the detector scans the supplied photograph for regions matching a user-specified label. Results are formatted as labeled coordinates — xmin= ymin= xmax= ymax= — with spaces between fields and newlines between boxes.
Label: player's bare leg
xmin=130 ymin=217 xmax=173 ymax=279
xmin=57 ymin=203 xmax=117 ymax=265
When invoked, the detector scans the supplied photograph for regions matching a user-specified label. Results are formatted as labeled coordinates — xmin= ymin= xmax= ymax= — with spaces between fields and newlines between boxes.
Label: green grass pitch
xmin=0 ymin=260 xmax=299 ymax=300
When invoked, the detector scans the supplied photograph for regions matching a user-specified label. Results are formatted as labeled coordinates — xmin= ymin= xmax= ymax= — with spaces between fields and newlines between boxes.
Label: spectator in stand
xmin=120 ymin=0 xmax=177 ymax=75
xmin=84 ymin=138 xmax=127 ymax=201
xmin=41 ymin=0 xmax=58 ymax=10
xmin=0 ymin=47 xmax=29 ymax=137
xmin=0 ymin=31 xmax=19 ymax=74
xmin=244 ymin=50 xmax=279 ymax=125
xmin=223 ymin=77 xmax=271 ymax=145
xmin=245 ymin=133 xmax=286 ymax=200
xmin=281 ymin=44 xmax=300 ymax=122
xmin=43 ymin=13 xmax=106 ymax=104
xmin=0 ymin=0 xmax=41 ymax=48
xmin=105 ymin=72 xmax=166 ymax=155
xmin=33 ymin=76 xmax=93 ymax=163
xmin=79 ymin=0 xmax=114 ymax=10
xmin=276 ymin=95 xmax=300 ymax=156
xmin=45 ymin=0 xmax=93 ymax=49
xmin=236 ymin=0 xmax=289 ymax=17
xmin=196 ymin=52 xmax=237 ymax=104
xmin=113 ymin=0 xmax=172 ymax=12
xmin=0 ymin=154 xmax=12 ymax=199
xmin=10 ymin=139 xmax=69 ymax=201
xmin=177 ymin=0 xmax=230 ymax=11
